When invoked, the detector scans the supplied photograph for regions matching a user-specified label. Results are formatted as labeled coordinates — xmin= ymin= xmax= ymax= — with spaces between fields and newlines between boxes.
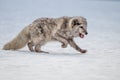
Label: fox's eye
xmin=76 ymin=23 xmax=80 ymax=25
xmin=80 ymin=26 xmax=83 ymax=28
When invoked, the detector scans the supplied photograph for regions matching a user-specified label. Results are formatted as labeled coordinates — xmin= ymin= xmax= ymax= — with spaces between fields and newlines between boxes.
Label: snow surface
xmin=0 ymin=0 xmax=120 ymax=80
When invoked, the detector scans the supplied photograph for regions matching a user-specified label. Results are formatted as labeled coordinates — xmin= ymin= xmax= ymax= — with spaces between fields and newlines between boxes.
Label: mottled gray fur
xmin=3 ymin=16 xmax=88 ymax=53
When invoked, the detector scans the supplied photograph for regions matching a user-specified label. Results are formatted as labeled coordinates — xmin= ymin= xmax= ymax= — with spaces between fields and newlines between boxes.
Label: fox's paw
xmin=61 ymin=43 xmax=68 ymax=48
xmin=80 ymin=49 xmax=87 ymax=53
xmin=35 ymin=50 xmax=49 ymax=54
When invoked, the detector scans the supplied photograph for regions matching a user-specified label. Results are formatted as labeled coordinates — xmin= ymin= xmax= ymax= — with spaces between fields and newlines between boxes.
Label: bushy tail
xmin=3 ymin=26 xmax=30 ymax=50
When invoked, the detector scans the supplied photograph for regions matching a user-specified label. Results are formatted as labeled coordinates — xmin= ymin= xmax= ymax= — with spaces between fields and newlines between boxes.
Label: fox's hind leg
xmin=35 ymin=44 xmax=48 ymax=53
xmin=28 ymin=41 xmax=34 ymax=52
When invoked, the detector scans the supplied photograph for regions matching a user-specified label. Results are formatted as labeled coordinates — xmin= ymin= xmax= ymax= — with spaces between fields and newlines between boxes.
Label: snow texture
xmin=0 ymin=0 xmax=120 ymax=80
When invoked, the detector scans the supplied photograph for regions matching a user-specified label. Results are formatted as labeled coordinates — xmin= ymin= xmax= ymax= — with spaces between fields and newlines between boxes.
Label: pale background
xmin=0 ymin=0 xmax=120 ymax=80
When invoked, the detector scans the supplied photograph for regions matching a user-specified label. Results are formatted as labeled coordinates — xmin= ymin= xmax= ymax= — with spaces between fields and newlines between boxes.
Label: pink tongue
xmin=80 ymin=34 xmax=84 ymax=38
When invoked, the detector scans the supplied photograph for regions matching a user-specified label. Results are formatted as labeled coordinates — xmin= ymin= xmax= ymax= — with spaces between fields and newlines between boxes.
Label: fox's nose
xmin=85 ymin=32 xmax=88 ymax=35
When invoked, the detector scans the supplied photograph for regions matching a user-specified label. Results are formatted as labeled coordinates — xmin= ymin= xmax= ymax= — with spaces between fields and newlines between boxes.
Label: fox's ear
xmin=68 ymin=18 xmax=80 ymax=30
xmin=72 ymin=19 xmax=80 ymax=27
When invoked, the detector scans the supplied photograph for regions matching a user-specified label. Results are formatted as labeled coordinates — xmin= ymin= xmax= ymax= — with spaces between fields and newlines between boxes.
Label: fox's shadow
xmin=17 ymin=50 xmax=83 ymax=56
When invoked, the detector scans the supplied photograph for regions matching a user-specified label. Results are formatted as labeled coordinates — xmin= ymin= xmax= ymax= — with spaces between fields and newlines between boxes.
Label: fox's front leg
xmin=61 ymin=42 xmax=68 ymax=48
xmin=68 ymin=38 xmax=87 ymax=53
xmin=54 ymin=34 xmax=68 ymax=48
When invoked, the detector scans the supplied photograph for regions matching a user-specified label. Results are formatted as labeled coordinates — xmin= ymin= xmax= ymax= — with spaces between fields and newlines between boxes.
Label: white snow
xmin=0 ymin=0 xmax=120 ymax=80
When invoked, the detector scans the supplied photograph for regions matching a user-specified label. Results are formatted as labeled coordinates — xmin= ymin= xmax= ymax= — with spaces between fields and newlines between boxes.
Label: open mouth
xmin=79 ymin=33 xmax=85 ymax=38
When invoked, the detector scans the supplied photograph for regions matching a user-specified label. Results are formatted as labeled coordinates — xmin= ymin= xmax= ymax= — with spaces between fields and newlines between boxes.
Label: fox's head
xmin=68 ymin=16 xmax=88 ymax=38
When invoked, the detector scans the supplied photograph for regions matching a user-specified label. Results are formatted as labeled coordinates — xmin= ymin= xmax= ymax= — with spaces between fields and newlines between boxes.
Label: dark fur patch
xmin=72 ymin=19 xmax=79 ymax=26
xmin=61 ymin=18 xmax=68 ymax=29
